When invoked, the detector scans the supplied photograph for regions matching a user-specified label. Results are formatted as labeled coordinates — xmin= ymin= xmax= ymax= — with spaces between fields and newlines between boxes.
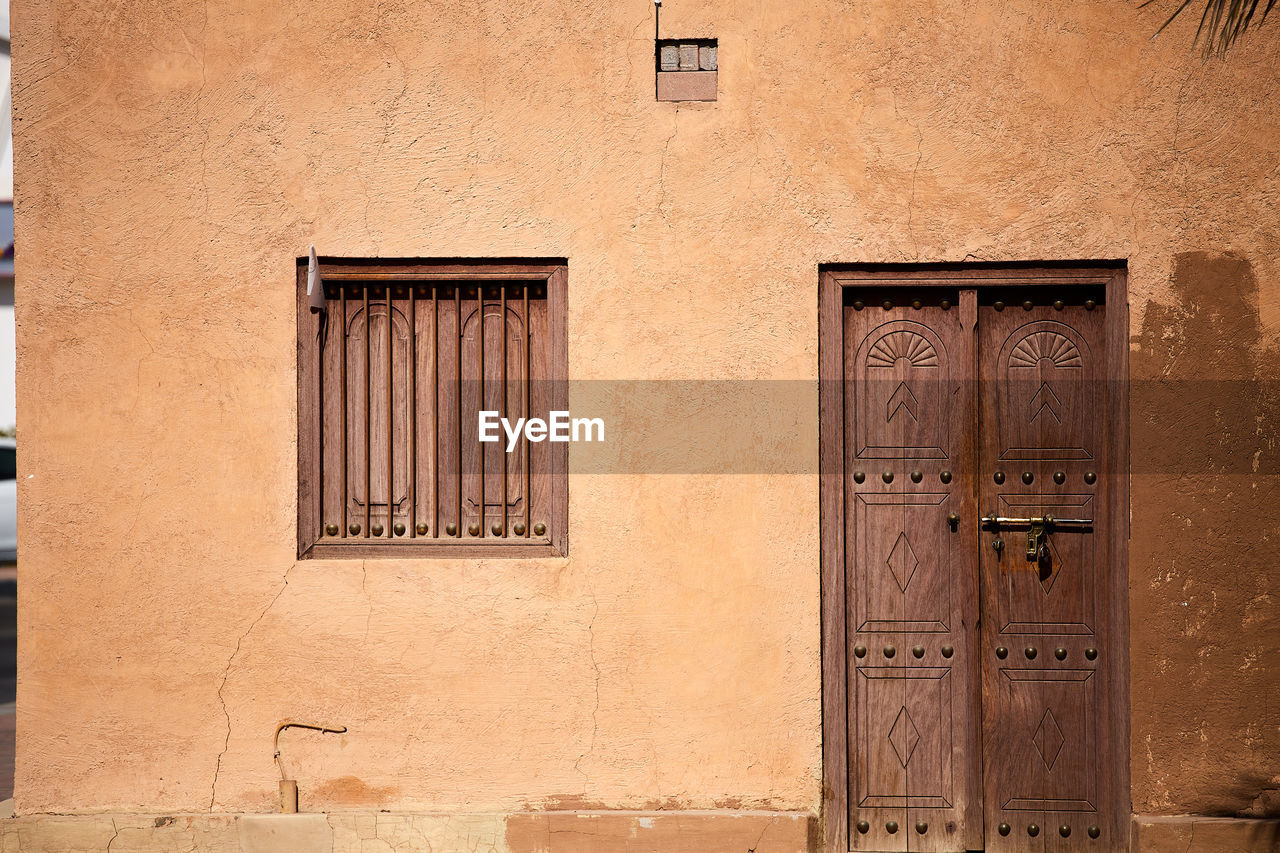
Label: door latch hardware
xmin=1026 ymin=523 xmax=1044 ymax=559
xmin=981 ymin=514 xmax=1092 ymax=562
xmin=980 ymin=514 xmax=1094 ymax=528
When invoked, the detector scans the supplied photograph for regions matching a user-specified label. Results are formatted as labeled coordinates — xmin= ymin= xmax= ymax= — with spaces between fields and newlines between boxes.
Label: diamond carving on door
xmin=1032 ymin=709 xmax=1065 ymax=770
xmin=822 ymin=266 xmax=1128 ymax=853
xmin=887 ymin=533 xmax=920 ymax=592
xmin=889 ymin=707 xmax=922 ymax=767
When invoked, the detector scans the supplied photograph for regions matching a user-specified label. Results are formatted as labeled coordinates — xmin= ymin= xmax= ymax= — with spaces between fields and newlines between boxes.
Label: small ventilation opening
xmin=656 ymin=38 xmax=717 ymax=101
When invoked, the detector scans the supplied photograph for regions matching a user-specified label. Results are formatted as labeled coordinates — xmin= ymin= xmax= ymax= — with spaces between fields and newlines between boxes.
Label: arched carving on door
xmin=852 ymin=320 xmax=951 ymax=460
xmin=995 ymin=320 xmax=1094 ymax=461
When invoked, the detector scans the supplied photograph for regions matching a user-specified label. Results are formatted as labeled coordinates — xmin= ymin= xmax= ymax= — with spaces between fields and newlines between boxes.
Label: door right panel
xmin=978 ymin=292 xmax=1124 ymax=853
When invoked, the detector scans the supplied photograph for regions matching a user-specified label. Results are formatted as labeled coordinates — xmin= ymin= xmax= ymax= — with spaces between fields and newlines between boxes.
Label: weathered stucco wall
xmin=9 ymin=0 xmax=1278 ymax=827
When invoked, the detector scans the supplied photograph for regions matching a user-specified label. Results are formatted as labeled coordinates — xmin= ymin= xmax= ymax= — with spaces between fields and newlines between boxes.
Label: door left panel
xmin=842 ymin=291 xmax=979 ymax=852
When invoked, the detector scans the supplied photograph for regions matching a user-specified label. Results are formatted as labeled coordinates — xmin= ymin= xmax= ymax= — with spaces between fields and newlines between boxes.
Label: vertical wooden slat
xmin=1105 ymin=268 xmax=1132 ymax=848
xmin=363 ymin=284 xmax=371 ymax=538
xmin=387 ymin=285 xmax=394 ymax=538
xmin=455 ymin=285 xmax=462 ymax=536
xmin=500 ymin=284 xmax=508 ymax=537
xmin=432 ymin=286 xmax=439 ymax=538
xmin=409 ymin=286 xmax=417 ymax=537
xmin=817 ymin=270 xmax=846 ymax=853
xmin=523 ymin=283 xmax=531 ymax=537
xmin=340 ymin=286 xmax=348 ymax=538
xmin=545 ymin=268 xmax=569 ymax=552
xmin=478 ymin=286 xmax=486 ymax=537
xmin=317 ymin=292 xmax=325 ymax=537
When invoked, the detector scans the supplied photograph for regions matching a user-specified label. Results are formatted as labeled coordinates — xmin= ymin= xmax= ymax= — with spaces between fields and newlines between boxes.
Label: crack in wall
xmin=209 ymin=562 xmax=296 ymax=810
xmin=1169 ymin=68 xmax=1195 ymax=236
xmin=747 ymin=814 xmax=777 ymax=853
xmin=195 ymin=0 xmax=210 ymax=225
xmin=362 ymin=560 xmax=372 ymax=645
xmin=657 ymin=108 xmax=680 ymax=227
xmin=573 ymin=580 xmax=602 ymax=791
xmin=906 ymin=126 xmax=922 ymax=260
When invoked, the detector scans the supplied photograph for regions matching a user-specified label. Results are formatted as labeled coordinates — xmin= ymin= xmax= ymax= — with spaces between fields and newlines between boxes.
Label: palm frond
xmin=1140 ymin=0 xmax=1276 ymax=56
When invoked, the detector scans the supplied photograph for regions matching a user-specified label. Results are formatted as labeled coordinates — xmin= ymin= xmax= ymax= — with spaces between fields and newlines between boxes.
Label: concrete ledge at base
xmin=0 ymin=810 xmax=815 ymax=852
xmin=1133 ymin=815 xmax=1280 ymax=852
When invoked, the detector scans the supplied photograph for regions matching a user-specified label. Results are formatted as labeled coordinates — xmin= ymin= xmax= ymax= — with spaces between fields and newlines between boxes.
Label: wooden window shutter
xmin=297 ymin=259 xmax=568 ymax=558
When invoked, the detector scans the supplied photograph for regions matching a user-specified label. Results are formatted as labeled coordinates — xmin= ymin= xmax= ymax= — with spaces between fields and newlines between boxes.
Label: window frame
xmin=297 ymin=258 xmax=568 ymax=559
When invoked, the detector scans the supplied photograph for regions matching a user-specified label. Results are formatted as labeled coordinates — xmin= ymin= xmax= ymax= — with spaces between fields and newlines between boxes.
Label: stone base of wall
xmin=1 ymin=811 xmax=1274 ymax=852
xmin=1132 ymin=815 xmax=1280 ymax=853
xmin=0 ymin=810 xmax=815 ymax=852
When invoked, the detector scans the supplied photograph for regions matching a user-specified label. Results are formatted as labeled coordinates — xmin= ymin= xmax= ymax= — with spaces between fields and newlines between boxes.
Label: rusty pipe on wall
xmin=272 ymin=720 xmax=347 ymax=813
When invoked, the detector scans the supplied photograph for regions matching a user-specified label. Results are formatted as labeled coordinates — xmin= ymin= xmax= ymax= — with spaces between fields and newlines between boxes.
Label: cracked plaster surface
xmin=7 ymin=0 xmax=1280 ymax=822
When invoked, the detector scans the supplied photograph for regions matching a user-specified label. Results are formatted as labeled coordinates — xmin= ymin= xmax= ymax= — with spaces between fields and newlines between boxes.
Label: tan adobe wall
xmin=9 ymin=0 xmax=1278 ymax=823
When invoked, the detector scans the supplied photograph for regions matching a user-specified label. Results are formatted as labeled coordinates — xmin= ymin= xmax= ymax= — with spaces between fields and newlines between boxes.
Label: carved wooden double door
xmin=820 ymin=267 xmax=1128 ymax=853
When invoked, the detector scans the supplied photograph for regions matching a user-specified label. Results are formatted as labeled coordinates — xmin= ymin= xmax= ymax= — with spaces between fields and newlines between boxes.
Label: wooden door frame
xmin=820 ymin=262 xmax=1130 ymax=852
